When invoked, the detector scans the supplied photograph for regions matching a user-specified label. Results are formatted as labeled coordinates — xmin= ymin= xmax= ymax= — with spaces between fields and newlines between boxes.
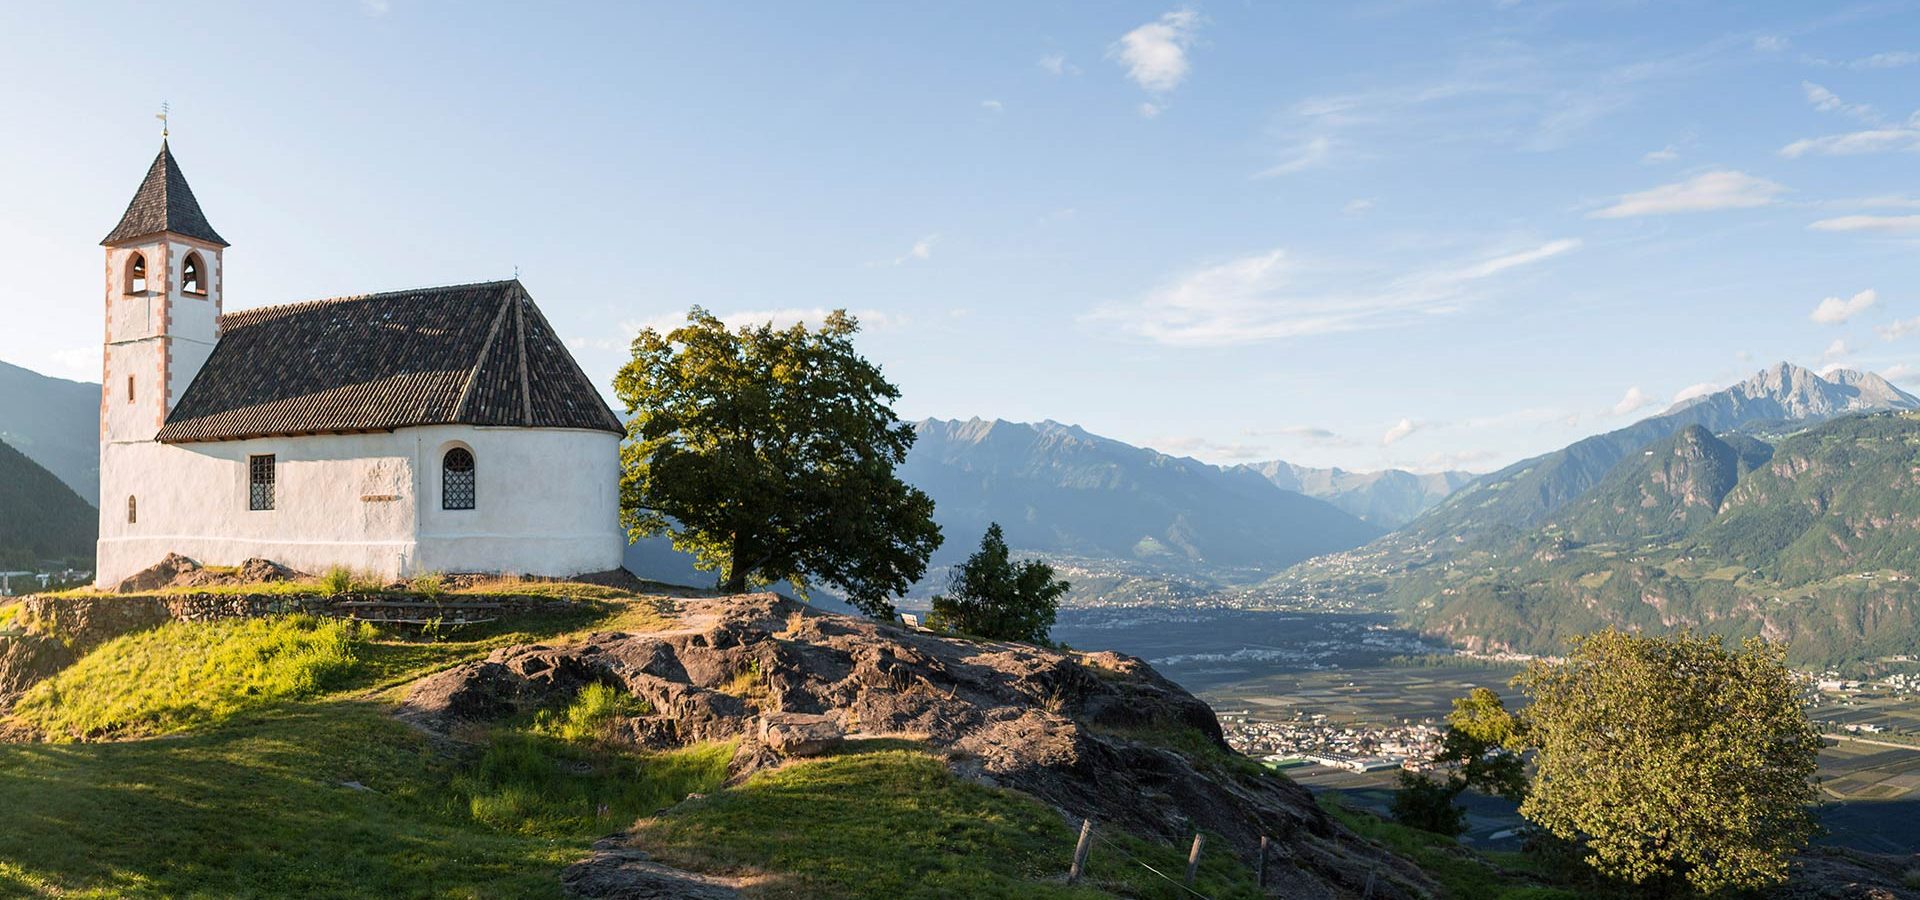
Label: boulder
xmin=759 ymin=711 xmax=843 ymax=757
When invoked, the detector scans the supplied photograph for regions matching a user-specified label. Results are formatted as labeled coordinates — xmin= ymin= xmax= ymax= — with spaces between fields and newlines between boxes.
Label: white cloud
xmin=1151 ymin=435 xmax=1270 ymax=461
xmin=1037 ymin=53 xmax=1080 ymax=76
xmin=1809 ymin=214 xmax=1920 ymax=234
xmin=1253 ymin=425 xmax=1360 ymax=448
xmin=1852 ymin=51 xmax=1920 ymax=69
xmin=1823 ymin=338 xmax=1853 ymax=362
xmin=1672 ymin=381 xmax=1721 ymax=404
xmin=1641 ymin=145 xmax=1680 ymax=164
xmin=1780 ymin=128 xmax=1920 ymax=158
xmin=1877 ymin=316 xmax=1920 ymax=341
xmin=359 ymin=0 xmax=390 ymax=15
xmin=868 ymin=234 xmax=938 ymax=267
xmin=1809 ymin=288 xmax=1878 ymax=325
xmin=1382 ymin=418 xmax=1419 ymax=446
xmin=1802 ymin=82 xmax=1877 ymax=122
xmin=980 ymin=99 xmax=1003 ymax=113
xmin=1343 ymin=198 xmax=1375 ymax=215
xmin=1818 ymin=361 xmax=1853 ymax=377
xmin=1137 ymin=102 xmax=1163 ymax=119
xmin=1090 ymin=238 xmax=1579 ymax=347
xmin=1753 ymin=35 xmax=1790 ymax=52
xmin=1254 ymin=136 xmax=1334 ymax=178
xmin=1110 ymin=9 xmax=1202 ymax=94
xmin=1590 ymin=170 xmax=1786 ymax=218
xmin=1611 ymin=386 xmax=1655 ymax=416
xmin=1883 ymin=363 xmax=1920 ymax=384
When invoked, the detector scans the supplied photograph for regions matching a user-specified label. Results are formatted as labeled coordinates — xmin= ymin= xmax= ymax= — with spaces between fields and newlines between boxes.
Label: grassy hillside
xmin=0 ymin=437 xmax=95 ymax=571
xmin=1397 ymin=412 xmax=1920 ymax=665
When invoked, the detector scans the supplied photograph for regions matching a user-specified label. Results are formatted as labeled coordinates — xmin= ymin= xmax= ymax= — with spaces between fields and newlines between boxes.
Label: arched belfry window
xmin=126 ymin=253 xmax=147 ymax=293
xmin=127 ymin=496 xmax=137 ymax=525
xmin=443 ymin=448 xmax=475 ymax=510
xmin=182 ymin=253 xmax=205 ymax=295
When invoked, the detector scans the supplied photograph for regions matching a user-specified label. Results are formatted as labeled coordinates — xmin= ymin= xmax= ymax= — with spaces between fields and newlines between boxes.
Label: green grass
xmin=456 ymin=731 xmax=733 ymax=835
xmin=633 ymin=744 xmax=1267 ymax=899
xmin=1317 ymin=795 xmax=1585 ymax=900
xmin=530 ymin=682 xmax=652 ymax=745
xmin=13 ymin=616 xmax=367 ymax=740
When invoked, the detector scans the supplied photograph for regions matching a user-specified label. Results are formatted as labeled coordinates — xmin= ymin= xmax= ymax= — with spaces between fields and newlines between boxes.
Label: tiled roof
xmin=157 ymin=280 xmax=626 ymax=442
xmin=102 ymin=141 xmax=229 ymax=247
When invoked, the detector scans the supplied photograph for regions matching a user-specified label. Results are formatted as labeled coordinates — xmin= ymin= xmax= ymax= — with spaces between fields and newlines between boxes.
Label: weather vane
xmin=156 ymin=102 xmax=170 ymax=139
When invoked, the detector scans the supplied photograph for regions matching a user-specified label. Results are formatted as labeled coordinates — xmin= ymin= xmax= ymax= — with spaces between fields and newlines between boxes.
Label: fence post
xmin=1184 ymin=833 xmax=1206 ymax=886
xmin=1067 ymin=818 xmax=1094 ymax=883
xmin=1256 ymin=834 xmax=1268 ymax=887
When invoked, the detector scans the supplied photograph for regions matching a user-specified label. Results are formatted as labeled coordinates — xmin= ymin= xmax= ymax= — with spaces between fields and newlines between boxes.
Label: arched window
xmin=182 ymin=252 xmax=205 ymax=295
xmin=443 ymin=447 xmax=476 ymax=510
xmin=127 ymin=496 xmax=137 ymax=525
xmin=126 ymin=253 xmax=147 ymax=293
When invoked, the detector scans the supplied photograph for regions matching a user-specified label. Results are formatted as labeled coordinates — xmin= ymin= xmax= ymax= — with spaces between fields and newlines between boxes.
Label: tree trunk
xmin=724 ymin=530 xmax=749 ymax=594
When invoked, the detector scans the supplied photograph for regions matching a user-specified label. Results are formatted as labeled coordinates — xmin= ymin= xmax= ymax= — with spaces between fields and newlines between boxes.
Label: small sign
xmin=361 ymin=494 xmax=400 ymax=502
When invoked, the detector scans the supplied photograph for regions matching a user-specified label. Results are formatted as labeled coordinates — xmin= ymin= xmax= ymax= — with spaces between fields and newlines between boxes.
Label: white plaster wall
xmin=162 ymin=242 xmax=220 ymax=409
xmin=96 ymin=425 xmax=624 ymax=587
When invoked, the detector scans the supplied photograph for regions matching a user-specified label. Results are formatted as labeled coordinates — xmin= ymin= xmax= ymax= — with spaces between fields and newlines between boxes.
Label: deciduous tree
xmin=1514 ymin=629 xmax=1821 ymax=895
xmin=615 ymin=308 xmax=941 ymax=618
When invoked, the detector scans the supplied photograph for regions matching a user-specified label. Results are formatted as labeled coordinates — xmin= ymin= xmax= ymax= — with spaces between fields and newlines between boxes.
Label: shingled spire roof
xmin=101 ymin=141 xmax=229 ymax=247
xmin=156 ymin=280 xmax=626 ymax=443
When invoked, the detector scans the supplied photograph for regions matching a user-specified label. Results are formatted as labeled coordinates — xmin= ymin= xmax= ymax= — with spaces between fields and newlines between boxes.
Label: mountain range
xmin=0 ymin=360 xmax=100 ymax=504
xmin=1397 ymin=363 xmax=1919 ymax=550
xmin=0 ymin=438 xmax=95 ymax=570
xmin=902 ymin=418 xmax=1383 ymax=572
xmin=1237 ymin=461 xmax=1474 ymax=528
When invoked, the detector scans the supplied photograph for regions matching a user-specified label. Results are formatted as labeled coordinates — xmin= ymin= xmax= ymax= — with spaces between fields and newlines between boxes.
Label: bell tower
xmin=100 ymin=140 xmax=227 ymax=445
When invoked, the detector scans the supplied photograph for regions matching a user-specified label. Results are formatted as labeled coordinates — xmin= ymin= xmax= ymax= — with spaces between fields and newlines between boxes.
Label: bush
xmin=531 ymin=682 xmax=651 ymax=745
xmin=407 ymin=572 xmax=446 ymax=598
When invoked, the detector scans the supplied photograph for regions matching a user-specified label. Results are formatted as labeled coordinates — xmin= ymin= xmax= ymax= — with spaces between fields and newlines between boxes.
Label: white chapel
xmin=94 ymin=141 xmax=628 ymax=587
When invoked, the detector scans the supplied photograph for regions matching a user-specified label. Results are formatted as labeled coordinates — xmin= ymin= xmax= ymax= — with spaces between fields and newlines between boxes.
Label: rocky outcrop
xmin=400 ymin=593 xmax=1435 ymax=899
xmin=113 ymin=553 xmax=299 ymax=593
xmin=562 ymin=838 xmax=744 ymax=899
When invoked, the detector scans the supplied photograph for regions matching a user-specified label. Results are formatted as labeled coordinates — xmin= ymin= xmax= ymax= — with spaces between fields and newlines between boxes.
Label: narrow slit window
xmin=443 ymin=448 xmax=475 ymax=510
xmin=127 ymin=496 xmax=137 ymax=525
xmin=249 ymin=454 xmax=276 ymax=511
xmin=127 ymin=253 xmax=147 ymax=293
xmin=127 ymin=375 xmax=135 ymax=403
xmin=182 ymin=253 xmax=205 ymax=294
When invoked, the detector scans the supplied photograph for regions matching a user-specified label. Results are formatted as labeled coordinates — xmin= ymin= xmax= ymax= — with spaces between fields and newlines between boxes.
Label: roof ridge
xmin=451 ymin=287 xmax=519 ymax=421
xmin=220 ymin=279 xmax=523 ymax=328
xmin=514 ymin=290 xmax=534 ymax=425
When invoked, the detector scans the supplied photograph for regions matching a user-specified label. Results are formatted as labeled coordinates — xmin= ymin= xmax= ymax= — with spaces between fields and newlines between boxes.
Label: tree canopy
xmin=1514 ymin=629 xmax=1822 ymax=895
xmin=927 ymin=523 xmax=1070 ymax=644
xmin=614 ymin=308 xmax=941 ymax=618
xmin=1391 ymin=687 xmax=1528 ymax=836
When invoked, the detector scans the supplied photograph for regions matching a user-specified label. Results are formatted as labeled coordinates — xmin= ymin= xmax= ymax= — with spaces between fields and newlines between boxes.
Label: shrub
xmin=532 ymin=682 xmax=651 ymax=745
xmin=407 ymin=572 xmax=446 ymax=598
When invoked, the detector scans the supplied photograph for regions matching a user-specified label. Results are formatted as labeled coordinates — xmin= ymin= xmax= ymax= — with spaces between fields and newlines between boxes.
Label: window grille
xmin=443 ymin=448 xmax=475 ymax=510
xmin=249 ymin=454 xmax=275 ymax=511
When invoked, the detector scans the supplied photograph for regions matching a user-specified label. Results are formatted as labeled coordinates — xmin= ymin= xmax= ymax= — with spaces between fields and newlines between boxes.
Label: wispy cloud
xmin=1822 ymin=338 xmax=1853 ymax=365
xmin=1877 ymin=316 xmax=1920 ymax=341
xmin=1253 ymin=425 xmax=1361 ymax=448
xmin=1780 ymin=127 xmax=1920 ymax=158
xmin=1753 ymin=35 xmax=1790 ymax=52
xmin=1672 ymin=381 xmax=1721 ymax=404
xmin=867 ymin=234 xmax=938 ymax=267
xmin=1382 ymin=418 xmax=1419 ymax=446
xmin=1037 ymin=53 xmax=1080 ymax=77
xmin=1610 ymin=386 xmax=1655 ymax=416
xmin=1151 ymin=435 xmax=1270 ymax=461
xmin=1109 ymin=8 xmax=1202 ymax=101
xmin=1850 ymin=50 xmax=1920 ymax=69
xmin=980 ymin=99 xmax=1003 ymax=113
xmin=1091 ymin=238 xmax=1579 ymax=347
xmin=1810 ymin=288 xmax=1878 ymax=325
xmin=1590 ymin=170 xmax=1786 ymax=218
xmin=359 ymin=0 xmax=391 ymax=16
xmin=1641 ymin=145 xmax=1680 ymax=164
xmin=1809 ymin=214 xmax=1920 ymax=234
xmin=1254 ymin=136 xmax=1334 ymax=178
xmin=1802 ymin=82 xmax=1878 ymax=123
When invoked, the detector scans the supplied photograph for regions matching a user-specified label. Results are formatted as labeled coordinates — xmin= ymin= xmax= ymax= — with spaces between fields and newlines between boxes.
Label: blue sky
xmin=3 ymin=2 xmax=1919 ymax=474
